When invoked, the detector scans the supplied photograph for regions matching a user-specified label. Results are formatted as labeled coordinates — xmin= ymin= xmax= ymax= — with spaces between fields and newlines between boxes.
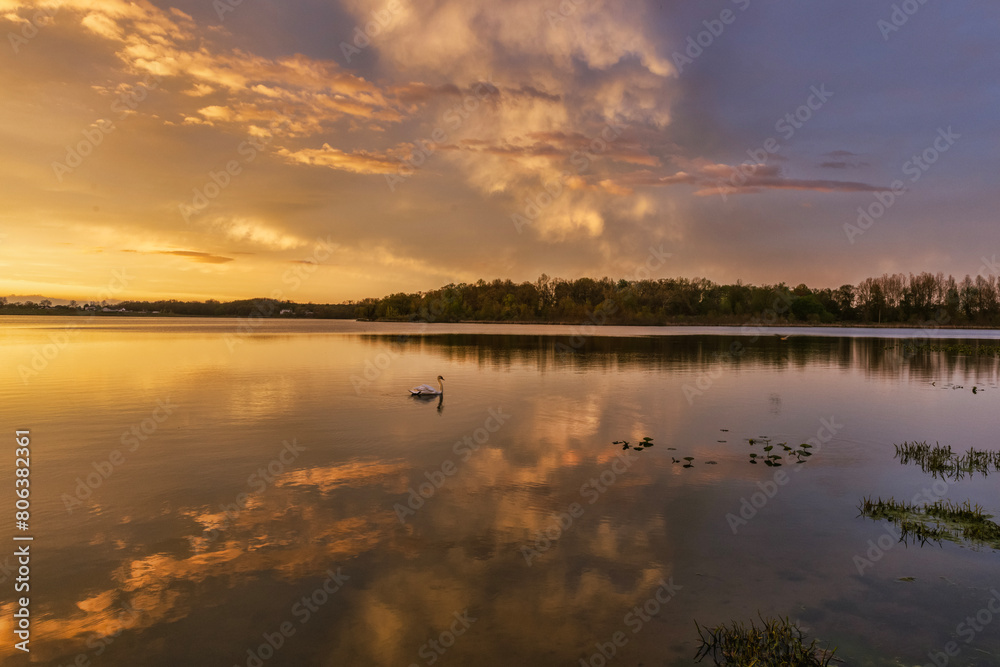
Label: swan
xmin=410 ymin=376 xmax=444 ymax=396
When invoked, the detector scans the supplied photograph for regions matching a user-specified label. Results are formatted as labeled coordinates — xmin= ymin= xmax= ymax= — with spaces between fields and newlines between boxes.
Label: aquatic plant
xmin=614 ymin=436 xmax=655 ymax=452
xmin=858 ymin=496 xmax=1000 ymax=549
xmin=747 ymin=436 xmax=813 ymax=466
xmin=694 ymin=614 xmax=838 ymax=666
xmin=894 ymin=441 xmax=1000 ymax=480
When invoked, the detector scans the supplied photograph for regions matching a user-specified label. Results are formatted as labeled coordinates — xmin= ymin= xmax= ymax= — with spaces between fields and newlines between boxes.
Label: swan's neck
xmin=438 ymin=379 xmax=444 ymax=392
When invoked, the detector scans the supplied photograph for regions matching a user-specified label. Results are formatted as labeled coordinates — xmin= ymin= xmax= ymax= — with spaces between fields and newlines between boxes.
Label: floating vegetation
xmin=746 ymin=436 xmax=813 ymax=467
xmin=614 ymin=436 xmax=654 ymax=452
xmin=858 ymin=496 xmax=1000 ymax=549
xmin=894 ymin=441 xmax=1000 ymax=480
xmin=615 ymin=431 xmax=819 ymax=469
xmin=694 ymin=614 xmax=838 ymax=666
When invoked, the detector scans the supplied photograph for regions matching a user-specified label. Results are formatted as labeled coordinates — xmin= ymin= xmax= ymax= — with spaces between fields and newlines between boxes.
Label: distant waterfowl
xmin=410 ymin=376 xmax=444 ymax=396
xmin=774 ymin=334 xmax=791 ymax=341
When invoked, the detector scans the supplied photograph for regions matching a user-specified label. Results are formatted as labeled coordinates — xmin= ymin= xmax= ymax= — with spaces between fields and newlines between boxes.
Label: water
xmin=2 ymin=317 xmax=999 ymax=667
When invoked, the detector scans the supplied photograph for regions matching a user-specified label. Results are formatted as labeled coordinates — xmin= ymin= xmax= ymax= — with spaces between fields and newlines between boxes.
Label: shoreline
xmin=3 ymin=311 xmax=1000 ymax=331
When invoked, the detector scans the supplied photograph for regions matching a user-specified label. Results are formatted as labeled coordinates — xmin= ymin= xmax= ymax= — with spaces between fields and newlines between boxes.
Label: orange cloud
xmin=276 ymin=144 xmax=401 ymax=174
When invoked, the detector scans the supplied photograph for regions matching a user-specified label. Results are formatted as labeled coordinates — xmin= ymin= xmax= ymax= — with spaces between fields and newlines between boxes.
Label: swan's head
xmin=437 ymin=376 xmax=445 ymax=381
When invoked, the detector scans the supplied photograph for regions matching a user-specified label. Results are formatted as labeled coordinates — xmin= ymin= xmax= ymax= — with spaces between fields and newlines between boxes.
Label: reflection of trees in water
xmin=358 ymin=333 xmax=1000 ymax=382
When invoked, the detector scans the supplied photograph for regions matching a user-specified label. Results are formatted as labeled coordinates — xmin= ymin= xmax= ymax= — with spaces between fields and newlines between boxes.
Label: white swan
xmin=410 ymin=376 xmax=444 ymax=396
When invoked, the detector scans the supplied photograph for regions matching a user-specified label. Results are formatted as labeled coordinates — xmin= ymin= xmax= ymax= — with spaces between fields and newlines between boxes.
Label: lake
xmin=2 ymin=317 xmax=999 ymax=666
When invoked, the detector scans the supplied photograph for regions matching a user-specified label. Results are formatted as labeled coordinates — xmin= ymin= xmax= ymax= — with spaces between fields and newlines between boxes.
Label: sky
xmin=1 ymin=0 xmax=998 ymax=303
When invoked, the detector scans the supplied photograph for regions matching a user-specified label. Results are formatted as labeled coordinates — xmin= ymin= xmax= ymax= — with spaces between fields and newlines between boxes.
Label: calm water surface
xmin=2 ymin=317 xmax=999 ymax=667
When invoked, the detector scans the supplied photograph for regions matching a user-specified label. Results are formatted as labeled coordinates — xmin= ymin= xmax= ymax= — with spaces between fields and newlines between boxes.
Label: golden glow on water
xmin=2 ymin=318 xmax=999 ymax=665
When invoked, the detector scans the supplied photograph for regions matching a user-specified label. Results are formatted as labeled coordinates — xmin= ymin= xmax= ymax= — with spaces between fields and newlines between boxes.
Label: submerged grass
xmin=858 ymin=496 xmax=1000 ymax=549
xmin=894 ymin=441 xmax=1000 ymax=480
xmin=694 ymin=614 xmax=838 ymax=666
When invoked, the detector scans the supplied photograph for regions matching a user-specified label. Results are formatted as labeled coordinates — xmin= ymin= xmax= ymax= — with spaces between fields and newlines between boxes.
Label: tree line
xmin=353 ymin=272 xmax=1000 ymax=326
xmin=4 ymin=271 xmax=999 ymax=326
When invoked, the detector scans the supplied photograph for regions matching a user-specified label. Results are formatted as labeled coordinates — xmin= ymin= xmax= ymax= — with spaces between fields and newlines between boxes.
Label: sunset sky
xmin=1 ymin=0 xmax=998 ymax=303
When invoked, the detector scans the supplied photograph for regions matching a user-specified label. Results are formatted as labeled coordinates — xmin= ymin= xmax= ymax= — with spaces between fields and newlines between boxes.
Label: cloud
xmin=7 ymin=0 xmax=408 ymax=141
xmin=208 ymin=217 xmax=308 ymax=251
xmin=819 ymin=151 xmax=870 ymax=169
xmin=612 ymin=161 xmax=884 ymax=197
xmin=276 ymin=144 xmax=401 ymax=174
xmin=123 ymin=249 xmax=235 ymax=264
xmin=2 ymin=0 xmax=994 ymax=300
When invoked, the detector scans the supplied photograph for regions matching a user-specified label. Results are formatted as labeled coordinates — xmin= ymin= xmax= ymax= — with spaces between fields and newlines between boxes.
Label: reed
xmin=858 ymin=496 xmax=1000 ymax=549
xmin=694 ymin=614 xmax=838 ymax=666
xmin=894 ymin=441 xmax=1000 ymax=480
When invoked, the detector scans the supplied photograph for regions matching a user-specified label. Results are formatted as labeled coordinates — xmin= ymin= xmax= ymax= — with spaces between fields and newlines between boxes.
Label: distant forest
xmin=352 ymin=272 xmax=1000 ymax=326
xmin=4 ymin=272 xmax=1000 ymax=326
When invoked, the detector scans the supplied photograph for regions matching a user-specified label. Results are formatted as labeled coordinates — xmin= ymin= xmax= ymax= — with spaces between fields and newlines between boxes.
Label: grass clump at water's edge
xmin=858 ymin=496 xmax=1000 ymax=549
xmin=694 ymin=614 xmax=838 ymax=666
xmin=894 ymin=441 xmax=1000 ymax=480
